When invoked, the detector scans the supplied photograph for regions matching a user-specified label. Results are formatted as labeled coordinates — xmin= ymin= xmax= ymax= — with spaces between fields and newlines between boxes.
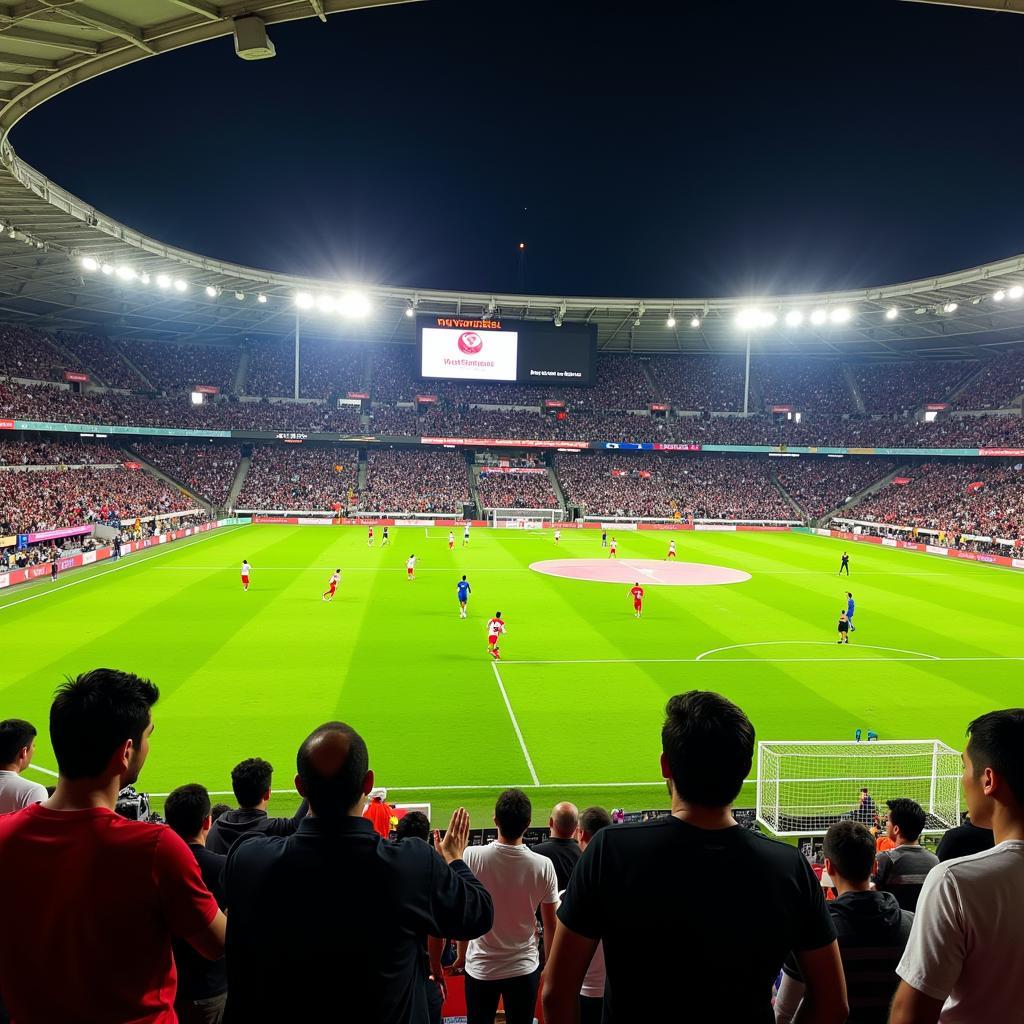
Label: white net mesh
xmin=756 ymin=740 xmax=962 ymax=836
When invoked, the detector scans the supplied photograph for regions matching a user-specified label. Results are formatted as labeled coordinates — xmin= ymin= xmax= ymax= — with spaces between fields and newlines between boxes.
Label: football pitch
xmin=2 ymin=524 xmax=1021 ymax=824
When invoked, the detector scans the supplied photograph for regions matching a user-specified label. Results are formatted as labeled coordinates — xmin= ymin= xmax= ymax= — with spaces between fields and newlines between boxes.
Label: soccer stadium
xmin=0 ymin=2 xmax=1022 ymax=1022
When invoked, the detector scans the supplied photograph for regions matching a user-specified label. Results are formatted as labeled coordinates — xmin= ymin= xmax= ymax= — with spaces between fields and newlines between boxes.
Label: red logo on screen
xmin=457 ymin=332 xmax=483 ymax=354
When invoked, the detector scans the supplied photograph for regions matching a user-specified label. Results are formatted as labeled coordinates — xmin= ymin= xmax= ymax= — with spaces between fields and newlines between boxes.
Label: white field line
xmin=492 ymin=660 xmax=540 ymax=786
xmin=0 ymin=526 xmax=248 ymax=613
xmin=695 ymin=641 xmax=939 ymax=661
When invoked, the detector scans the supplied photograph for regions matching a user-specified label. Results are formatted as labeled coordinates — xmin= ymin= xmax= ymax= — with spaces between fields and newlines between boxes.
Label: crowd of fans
xmin=246 ymin=337 xmax=365 ymax=399
xmin=54 ymin=332 xmax=146 ymax=390
xmin=954 ymin=349 xmax=1024 ymax=410
xmin=756 ymin=358 xmax=857 ymax=414
xmin=120 ymin=339 xmax=240 ymax=394
xmin=0 ymin=325 xmax=64 ymax=382
xmin=0 ymin=439 xmax=123 ymax=466
xmin=361 ymin=448 xmax=470 ymax=513
xmin=476 ymin=470 xmax=560 ymax=510
xmin=848 ymin=461 xmax=1024 ymax=541
xmin=235 ymin=446 xmax=358 ymax=511
xmin=853 ymin=361 xmax=973 ymax=414
xmin=132 ymin=444 xmax=241 ymax=505
xmin=367 ymin=404 xmax=420 ymax=436
xmin=2 ymin=676 xmax=1021 ymax=1024
xmin=554 ymin=453 xmax=797 ymax=519
xmin=775 ymin=457 xmax=898 ymax=519
xmin=648 ymin=354 xmax=748 ymax=410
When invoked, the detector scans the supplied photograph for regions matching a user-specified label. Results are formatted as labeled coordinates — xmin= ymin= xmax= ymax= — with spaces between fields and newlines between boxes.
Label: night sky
xmin=11 ymin=0 xmax=1024 ymax=298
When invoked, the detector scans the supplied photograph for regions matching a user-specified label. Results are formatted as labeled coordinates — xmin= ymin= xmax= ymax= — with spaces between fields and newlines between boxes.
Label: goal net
xmin=489 ymin=509 xmax=560 ymax=529
xmin=756 ymin=740 xmax=961 ymax=837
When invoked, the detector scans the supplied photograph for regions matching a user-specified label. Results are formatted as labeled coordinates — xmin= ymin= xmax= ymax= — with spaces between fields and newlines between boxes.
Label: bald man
xmin=532 ymin=802 xmax=581 ymax=892
xmin=222 ymin=722 xmax=493 ymax=1023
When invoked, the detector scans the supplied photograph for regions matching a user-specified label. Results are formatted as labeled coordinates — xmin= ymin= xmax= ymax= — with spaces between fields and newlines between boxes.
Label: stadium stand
xmin=366 ymin=403 xmax=419 ymax=436
xmin=852 ymin=360 xmax=974 ymax=414
xmin=774 ymin=457 xmax=898 ymax=519
xmin=0 ymin=324 xmax=64 ymax=382
xmin=131 ymin=443 xmax=241 ymax=505
xmin=119 ymin=339 xmax=240 ymax=394
xmin=648 ymin=354 xmax=748 ymax=411
xmin=476 ymin=470 xmax=560 ymax=510
xmin=954 ymin=349 xmax=1024 ymax=410
xmin=0 ymin=440 xmax=123 ymax=466
xmin=246 ymin=337 xmax=366 ymax=399
xmin=234 ymin=446 xmax=358 ymax=511
xmin=54 ymin=332 xmax=147 ymax=390
xmin=755 ymin=357 xmax=857 ymax=413
xmin=361 ymin=448 xmax=470 ymax=514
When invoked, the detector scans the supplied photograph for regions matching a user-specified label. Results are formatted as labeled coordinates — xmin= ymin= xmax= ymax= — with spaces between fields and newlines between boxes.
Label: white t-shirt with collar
xmin=462 ymin=841 xmax=558 ymax=981
xmin=0 ymin=770 xmax=47 ymax=814
xmin=896 ymin=839 xmax=1024 ymax=1022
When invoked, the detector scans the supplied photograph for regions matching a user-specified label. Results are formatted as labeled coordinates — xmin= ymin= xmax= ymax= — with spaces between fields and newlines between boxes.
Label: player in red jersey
xmin=630 ymin=582 xmax=645 ymax=618
xmin=240 ymin=559 xmax=251 ymax=592
xmin=367 ymin=526 xmax=374 ymax=547
xmin=609 ymin=536 xmax=618 ymax=559
xmin=322 ymin=569 xmax=341 ymax=602
xmin=487 ymin=612 xmax=506 ymax=660
xmin=406 ymin=554 xmax=416 ymax=580
xmin=666 ymin=540 xmax=677 ymax=560
xmin=448 ymin=531 xmax=455 ymax=552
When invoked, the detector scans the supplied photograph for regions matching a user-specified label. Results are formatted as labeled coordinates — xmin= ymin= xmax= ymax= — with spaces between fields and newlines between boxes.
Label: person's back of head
xmin=395 ymin=810 xmax=430 ymax=842
xmin=165 ymin=783 xmax=212 ymax=843
xmin=230 ymin=757 xmax=273 ymax=809
xmin=886 ymin=797 xmax=927 ymax=845
xmin=550 ymin=801 xmax=579 ymax=839
xmin=579 ymin=805 xmax=612 ymax=847
xmin=495 ymin=788 xmax=531 ymax=841
xmin=823 ymin=820 xmax=875 ymax=886
xmin=0 ymin=718 xmax=36 ymax=771
xmin=661 ymin=690 xmax=754 ymax=807
xmin=295 ymin=721 xmax=371 ymax=820
xmin=50 ymin=669 xmax=159 ymax=786
xmin=210 ymin=802 xmax=231 ymax=823
xmin=964 ymin=708 xmax=1024 ymax=829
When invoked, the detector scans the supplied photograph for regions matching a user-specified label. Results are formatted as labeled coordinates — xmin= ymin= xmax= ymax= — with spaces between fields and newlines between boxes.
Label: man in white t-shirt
xmin=891 ymin=708 xmax=1024 ymax=1024
xmin=458 ymin=789 xmax=558 ymax=1024
xmin=0 ymin=719 xmax=47 ymax=813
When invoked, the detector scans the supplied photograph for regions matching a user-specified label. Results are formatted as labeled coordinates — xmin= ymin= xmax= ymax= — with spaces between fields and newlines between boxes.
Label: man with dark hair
xmin=775 ymin=820 xmax=913 ymax=1023
xmin=873 ymin=798 xmax=938 ymax=912
xmin=935 ymin=814 xmax=993 ymax=862
xmin=0 ymin=669 xmax=225 ymax=1023
xmin=165 ymin=783 xmax=228 ymax=1024
xmin=459 ymin=788 xmax=559 ymax=1024
xmin=395 ymin=810 xmax=431 ymax=842
xmin=0 ymin=718 xmax=46 ymax=812
xmin=223 ymin=721 xmax=493 ymax=1022
xmin=574 ymin=807 xmax=612 ymax=1024
xmin=853 ymin=787 xmax=878 ymax=828
xmin=544 ymin=690 xmax=846 ymax=1024
xmin=532 ymin=802 xmax=581 ymax=892
xmin=210 ymin=802 xmax=231 ymax=823
xmin=206 ymin=755 xmax=307 ymax=854
xmin=891 ymin=708 xmax=1024 ymax=1024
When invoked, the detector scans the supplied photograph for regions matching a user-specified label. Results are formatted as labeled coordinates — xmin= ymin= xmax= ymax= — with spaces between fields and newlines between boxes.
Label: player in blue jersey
xmin=845 ymin=591 xmax=856 ymax=632
xmin=457 ymin=575 xmax=471 ymax=619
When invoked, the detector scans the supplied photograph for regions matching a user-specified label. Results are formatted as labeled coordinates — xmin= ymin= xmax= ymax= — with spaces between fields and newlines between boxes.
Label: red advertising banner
xmin=979 ymin=448 xmax=1024 ymax=457
xmin=966 ymin=481 xmax=985 ymax=493
xmin=415 ymin=395 xmax=438 ymax=403
xmin=652 ymin=443 xmax=701 ymax=452
xmin=0 ymin=419 xmax=14 ymax=430
xmin=925 ymin=403 xmax=950 ymax=411
xmin=63 ymin=371 xmax=89 ymax=383
xmin=122 ymin=461 xmax=142 ymax=470
xmin=421 ymin=437 xmax=589 ymax=449
xmin=346 ymin=391 xmax=370 ymax=400
xmin=649 ymin=403 xmax=671 ymax=412
xmin=479 ymin=467 xmax=548 ymax=475
xmin=892 ymin=477 xmax=911 ymax=485
xmin=770 ymin=405 xmax=793 ymax=413
xmin=194 ymin=385 xmax=220 ymax=395
xmin=544 ymin=400 xmax=566 ymax=409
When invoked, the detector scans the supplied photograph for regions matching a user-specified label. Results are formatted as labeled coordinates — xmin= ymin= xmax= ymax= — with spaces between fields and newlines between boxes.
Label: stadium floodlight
xmin=690 ymin=316 xmax=701 ymax=328
xmin=885 ymin=306 xmax=899 ymax=320
xmin=666 ymin=315 xmax=676 ymax=328
xmin=80 ymin=256 xmax=99 ymax=272
xmin=156 ymin=274 xmax=171 ymax=289
xmin=784 ymin=310 xmax=803 ymax=327
xmin=235 ymin=291 xmax=246 ymax=301
xmin=993 ymin=290 xmax=1006 ymax=302
xmin=101 ymin=263 xmax=113 ymax=275
xmin=316 ymin=295 xmax=337 ymax=314
xmin=829 ymin=307 xmax=851 ymax=324
xmin=205 ymin=285 xmax=218 ymax=298
xmin=257 ymin=293 xmax=267 ymax=303
xmin=1009 ymin=285 xmax=1024 ymax=300
xmin=942 ymin=301 xmax=958 ymax=313
xmin=404 ymin=305 xmax=415 ymax=318
xmin=115 ymin=266 xmax=136 ymax=281
xmin=338 ymin=291 xmax=371 ymax=318
xmin=736 ymin=307 xmax=762 ymax=329
xmin=173 ymin=279 xmax=188 ymax=293
xmin=809 ymin=309 xmax=827 ymax=325
xmin=139 ymin=273 xmax=150 ymax=285
xmin=294 ymin=292 xmax=314 ymax=310
xmin=759 ymin=311 xmax=777 ymax=327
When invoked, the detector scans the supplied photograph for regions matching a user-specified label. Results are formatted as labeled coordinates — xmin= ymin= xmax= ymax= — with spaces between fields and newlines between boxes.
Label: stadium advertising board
xmin=0 ymin=419 xmax=14 ymax=430
xmin=597 ymin=442 xmax=702 ymax=451
xmin=63 ymin=371 xmax=89 ymax=383
xmin=422 ymin=436 xmax=589 ymax=449
xmin=195 ymin=385 xmax=220 ymax=395
xmin=417 ymin=315 xmax=596 ymax=385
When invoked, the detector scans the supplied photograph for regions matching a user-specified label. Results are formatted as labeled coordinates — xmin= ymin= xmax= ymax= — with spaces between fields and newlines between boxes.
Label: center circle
xmin=529 ymin=558 xmax=752 ymax=586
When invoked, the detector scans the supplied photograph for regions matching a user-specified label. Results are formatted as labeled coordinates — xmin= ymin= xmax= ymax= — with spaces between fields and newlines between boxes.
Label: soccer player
xmin=839 ymin=551 xmax=850 ymax=576
xmin=667 ymin=540 xmax=676 ymax=560
xmin=322 ymin=569 xmax=341 ymax=602
xmin=406 ymin=554 xmax=416 ymax=580
xmin=463 ymin=522 xmax=471 ymax=547
xmin=609 ymin=536 xmax=617 ymax=559
xmin=630 ymin=581 xmax=644 ymax=618
xmin=241 ymin=559 xmax=251 ymax=592
xmin=487 ymin=612 xmax=506 ymax=660
xmin=845 ymin=591 xmax=856 ymax=632
xmin=367 ymin=526 xmax=374 ymax=547
xmin=601 ymin=529 xmax=607 ymax=548
xmin=448 ymin=531 xmax=455 ymax=552
xmin=554 ymin=528 xmax=561 ymax=544
xmin=50 ymin=559 xmax=58 ymax=583
xmin=381 ymin=525 xmax=389 ymax=546
xmin=837 ymin=610 xmax=850 ymax=644
xmin=457 ymin=575 xmax=471 ymax=618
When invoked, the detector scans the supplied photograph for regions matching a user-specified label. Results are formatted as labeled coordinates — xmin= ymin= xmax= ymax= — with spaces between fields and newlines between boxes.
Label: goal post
xmin=756 ymin=739 xmax=961 ymax=837
xmin=488 ymin=508 xmax=562 ymax=529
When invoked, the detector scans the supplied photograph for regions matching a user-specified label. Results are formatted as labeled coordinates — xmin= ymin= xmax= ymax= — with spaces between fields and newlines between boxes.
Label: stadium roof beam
xmin=49 ymin=6 xmax=157 ymax=56
xmin=307 ymin=0 xmax=329 ymax=21
xmin=167 ymin=0 xmax=222 ymax=20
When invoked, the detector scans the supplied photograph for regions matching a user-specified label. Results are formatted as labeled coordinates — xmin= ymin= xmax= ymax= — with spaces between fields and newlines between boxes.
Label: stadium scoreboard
xmin=417 ymin=315 xmax=596 ymax=386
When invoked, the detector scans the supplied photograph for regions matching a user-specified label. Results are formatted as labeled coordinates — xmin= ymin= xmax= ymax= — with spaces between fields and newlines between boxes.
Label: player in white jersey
xmin=554 ymin=528 xmax=561 ymax=544
xmin=322 ymin=569 xmax=341 ymax=602
xmin=609 ymin=537 xmax=617 ymax=559
xmin=667 ymin=540 xmax=677 ymax=560
xmin=463 ymin=523 xmax=471 ymax=547
xmin=486 ymin=612 xmax=506 ymax=660
xmin=406 ymin=554 xmax=416 ymax=580
xmin=448 ymin=531 xmax=455 ymax=551
xmin=240 ymin=559 xmax=251 ymax=592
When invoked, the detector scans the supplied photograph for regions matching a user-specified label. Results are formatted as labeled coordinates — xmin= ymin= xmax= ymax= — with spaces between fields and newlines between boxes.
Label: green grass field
xmin=2 ymin=524 xmax=1021 ymax=825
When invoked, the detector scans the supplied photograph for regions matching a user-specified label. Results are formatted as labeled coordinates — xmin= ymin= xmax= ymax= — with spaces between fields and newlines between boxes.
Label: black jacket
xmin=222 ymin=816 xmax=492 ymax=1023
xmin=205 ymin=799 xmax=308 ymax=854
xmin=172 ymin=843 xmax=228 ymax=1002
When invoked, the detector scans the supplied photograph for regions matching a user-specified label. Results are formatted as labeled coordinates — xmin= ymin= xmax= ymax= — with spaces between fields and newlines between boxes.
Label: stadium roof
xmin=0 ymin=0 xmax=1023 ymax=358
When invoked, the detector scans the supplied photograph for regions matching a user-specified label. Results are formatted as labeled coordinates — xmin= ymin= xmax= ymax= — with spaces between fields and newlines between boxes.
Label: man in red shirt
xmin=630 ymin=582 xmax=644 ymax=619
xmin=0 ymin=669 xmax=226 ymax=1023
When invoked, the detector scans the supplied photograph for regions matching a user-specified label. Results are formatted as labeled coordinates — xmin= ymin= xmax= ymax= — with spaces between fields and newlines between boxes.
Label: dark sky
xmin=11 ymin=0 xmax=1024 ymax=298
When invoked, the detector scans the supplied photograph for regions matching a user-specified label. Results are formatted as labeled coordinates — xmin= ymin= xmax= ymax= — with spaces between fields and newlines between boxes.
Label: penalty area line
xmin=491 ymin=660 xmax=541 ymax=786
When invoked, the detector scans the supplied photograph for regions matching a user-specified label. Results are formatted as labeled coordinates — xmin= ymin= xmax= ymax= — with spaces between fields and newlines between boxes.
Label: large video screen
xmin=417 ymin=316 xmax=596 ymax=386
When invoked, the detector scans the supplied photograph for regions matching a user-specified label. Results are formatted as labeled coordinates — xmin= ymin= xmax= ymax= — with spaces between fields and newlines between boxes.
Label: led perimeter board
xmin=417 ymin=315 xmax=597 ymax=386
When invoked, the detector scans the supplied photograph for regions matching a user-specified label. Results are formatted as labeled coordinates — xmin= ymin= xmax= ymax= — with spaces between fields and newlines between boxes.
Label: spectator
xmin=0 ymin=718 xmax=47 ymax=812
xmin=873 ymin=798 xmax=939 ymax=912
xmin=165 ymin=783 xmax=228 ymax=1024
xmin=459 ymin=789 xmax=559 ymax=1024
xmin=775 ymin=820 xmax=914 ymax=1023
xmin=891 ymin=708 xmax=1024 ymax=1023
xmin=210 ymin=802 xmax=231 ymax=823
xmin=395 ymin=810 xmax=431 ymax=842
xmin=0 ymin=669 xmax=225 ymax=1023
xmin=543 ymin=691 xmax=847 ymax=1024
xmin=573 ymin=806 xmax=612 ymax=1024
xmin=222 ymin=721 xmax=493 ymax=1021
xmin=852 ymin=787 xmax=879 ymax=828
xmin=205 ymin=756 xmax=308 ymax=854
xmin=531 ymin=801 xmax=582 ymax=892
xmin=935 ymin=815 xmax=994 ymax=862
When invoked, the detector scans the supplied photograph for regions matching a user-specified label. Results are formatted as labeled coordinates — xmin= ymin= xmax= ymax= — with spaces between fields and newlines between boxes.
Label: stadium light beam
xmin=156 ymin=274 xmax=171 ymax=289
xmin=294 ymin=292 xmax=314 ymax=310
xmin=829 ymin=307 xmax=851 ymax=324
xmin=338 ymin=292 xmax=371 ymax=318
xmin=993 ymin=290 xmax=1006 ymax=302
xmin=1009 ymin=285 xmax=1024 ymax=300
xmin=690 ymin=316 xmax=701 ymax=329
xmin=80 ymin=256 xmax=99 ymax=272
xmin=257 ymin=293 xmax=267 ymax=304
xmin=115 ymin=266 xmax=136 ymax=281
xmin=809 ymin=309 xmax=827 ymax=325
xmin=205 ymin=285 xmax=218 ymax=298
xmin=100 ymin=263 xmax=113 ymax=275
xmin=784 ymin=310 xmax=803 ymax=327
xmin=943 ymin=301 xmax=958 ymax=313
xmin=885 ymin=307 xmax=899 ymax=320
xmin=666 ymin=315 xmax=676 ymax=328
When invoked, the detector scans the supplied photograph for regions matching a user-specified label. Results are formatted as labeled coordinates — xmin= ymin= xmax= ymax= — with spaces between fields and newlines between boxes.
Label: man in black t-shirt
xmin=542 ymin=691 xmax=847 ymax=1024
xmin=531 ymin=802 xmax=581 ymax=892
xmin=936 ymin=815 xmax=994 ymax=862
